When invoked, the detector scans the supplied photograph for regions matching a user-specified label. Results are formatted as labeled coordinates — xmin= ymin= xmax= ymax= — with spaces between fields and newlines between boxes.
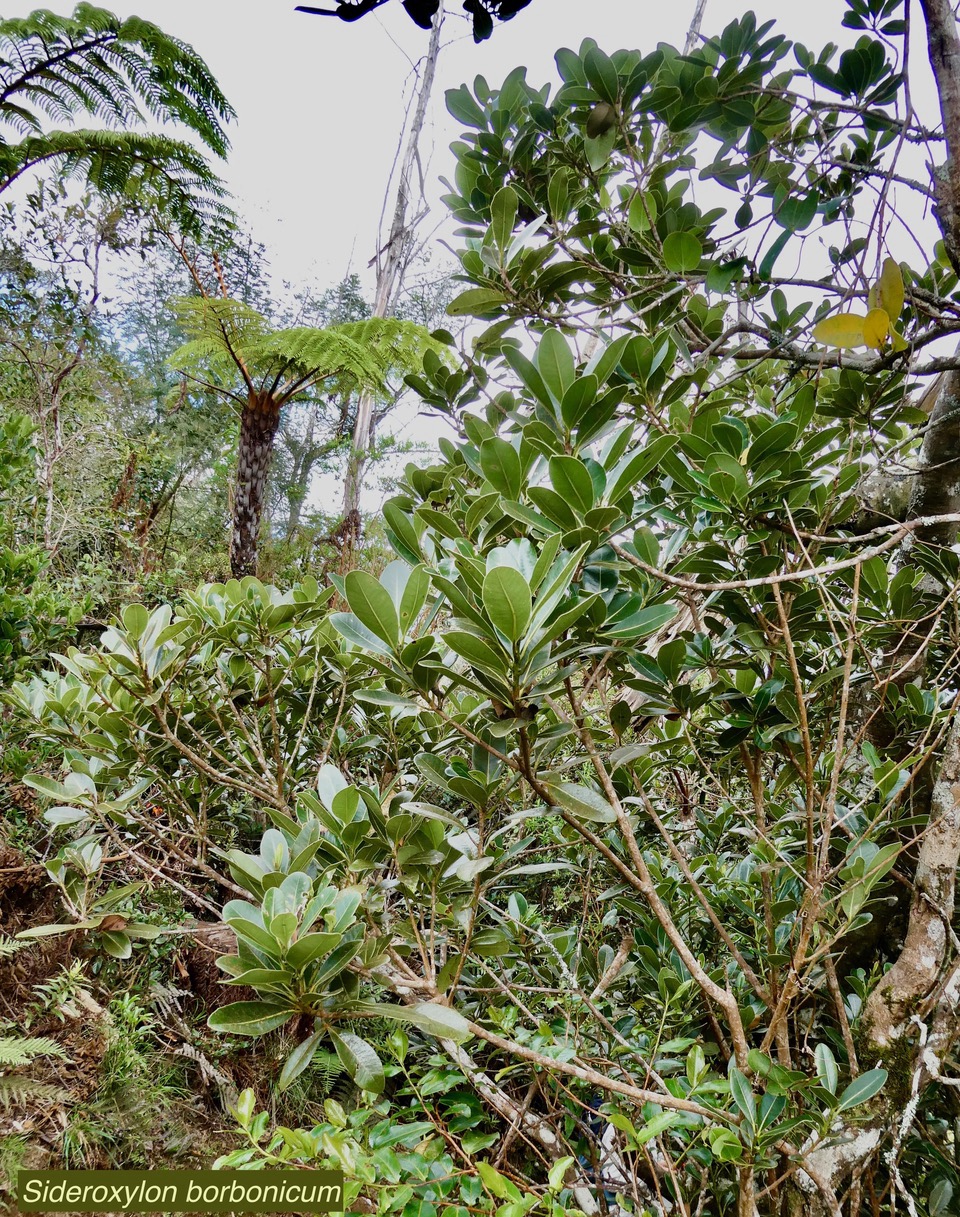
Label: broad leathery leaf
xmin=330 ymin=1030 xmax=385 ymax=1094
xmin=877 ymin=256 xmax=904 ymax=320
xmin=814 ymin=1043 xmax=839 ymax=1094
xmin=285 ymin=932 xmax=342 ymax=971
xmin=122 ymin=603 xmax=149 ymax=640
xmin=836 ymin=1068 xmax=887 ymax=1111
xmin=479 ymin=437 xmax=523 ymax=498
xmin=607 ymin=434 xmax=678 ymax=503
xmin=482 ymin=566 xmax=532 ymax=643
xmin=862 ymin=307 xmax=890 ymax=350
xmin=207 ymin=1001 xmax=294 ymax=1037
xmin=812 ymin=314 xmax=867 ymax=348
xmin=636 ymin=1110 xmax=681 ymax=1145
xmin=445 ymin=84 xmax=487 ymax=128
xmin=278 ymin=1031 xmax=323 ymax=1091
xmin=446 ymin=288 xmax=509 ymax=316
xmin=605 ymin=603 xmax=677 ymax=640
xmin=548 ymin=455 xmax=595 ymax=514
xmin=490 ymin=185 xmax=518 ymax=254
xmin=628 ymin=190 xmax=657 ymax=233
xmin=545 ymin=780 xmax=617 ymax=823
xmin=584 ymin=125 xmax=616 ymax=171
xmin=728 ymin=1064 xmax=757 ymax=1128
xmin=99 ymin=930 xmax=132 ymax=959
xmin=398 ymin=565 xmax=431 ymax=632
xmin=477 ymin=1162 xmax=522 ymax=1202
xmin=344 ymin=570 xmax=400 ymax=648
xmin=317 ymin=763 xmax=348 ymax=812
xmin=330 ymin=612 xmax=395 ymax=658
xmin=444 ymin=630 xmax=508 ymax=674
xmin=662 ymin=231 xmax=702 ymax=273
xmin=536 ymin=330 xmax=575 ymax=403
xmin=357 ymin=1000 xmax=473 ymax=1044
xmin=548 ymin=1156 xmax=575 ymax=1192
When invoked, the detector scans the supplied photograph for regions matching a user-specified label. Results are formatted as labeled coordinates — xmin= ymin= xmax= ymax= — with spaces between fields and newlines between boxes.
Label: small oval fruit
xmin=586 ymin=102 xmax=617 ymax=139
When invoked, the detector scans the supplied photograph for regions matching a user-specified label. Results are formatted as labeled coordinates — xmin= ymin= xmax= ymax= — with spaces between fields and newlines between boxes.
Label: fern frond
xmin=169 ymin=299 xmax=441 ymax=404
xmin=0 ymin=4 xmax=234 ymax=228
xmin=0 ymin=1077 xmax=68 ymax=1109
xmin=1 ymin=128 xmax=231 ymax=232
xmin=0 ymin=936 xmax=24 ymax=959
xmin=0 ymin=5 xmax=233 ymax=153
xmin=0 ymin=1036 xmax=69 ymax=1067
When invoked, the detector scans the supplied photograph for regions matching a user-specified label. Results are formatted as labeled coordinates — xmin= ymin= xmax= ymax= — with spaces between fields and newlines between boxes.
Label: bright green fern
xmin=0 ymin=1035 xmax=69 ymax=1111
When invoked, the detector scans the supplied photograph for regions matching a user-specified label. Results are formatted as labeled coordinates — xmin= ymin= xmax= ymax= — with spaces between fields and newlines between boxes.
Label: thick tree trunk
xmin=231 ymin=392 xmax=281 ymax=579
xmin=922 ymin=0 xmax=960 ymax=274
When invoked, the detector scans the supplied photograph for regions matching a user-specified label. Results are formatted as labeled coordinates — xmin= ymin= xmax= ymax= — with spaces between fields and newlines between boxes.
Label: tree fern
xmin=0 ymin=4 xmax=234 ymax=230
xmin=168 ymin=296 xmax=440 ymax=576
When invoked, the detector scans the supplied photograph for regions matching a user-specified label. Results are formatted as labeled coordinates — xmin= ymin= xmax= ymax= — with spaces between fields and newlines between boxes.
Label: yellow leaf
xmin=890 ymin=326 xmax=909 ymax=352
xmin=877 ymin=257 xmax=904 ymax=321
xmin=812 ymin=313 xmax=868 ymax=349
xmin=863 ymin=307 xmax=890 ymax=350
xmin=867 ymin=284 xmax=878 ymax=311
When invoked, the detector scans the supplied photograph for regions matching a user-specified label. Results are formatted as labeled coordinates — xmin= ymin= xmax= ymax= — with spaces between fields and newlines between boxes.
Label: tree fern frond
xmin=172 ymin=302 xmax=441 ymax=401
xmin=0 ymin=5 xmax=233 ymax=154
xmin=0 ymin=1036 xmax=69 ymax=1067
xmin=0 ymin=5 xmax=234 ymax=229
xmin=172 ymin=296 xmax=271 ymax=346
xmin=2 ymin=128 xmax=231 ymax=233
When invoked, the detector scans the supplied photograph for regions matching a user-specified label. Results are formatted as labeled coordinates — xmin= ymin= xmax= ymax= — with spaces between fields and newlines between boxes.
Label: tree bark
xmin=231 ymin=392 xmax=281 ymax=579
xmin=921 ymin=0 xmax=960 ymax=274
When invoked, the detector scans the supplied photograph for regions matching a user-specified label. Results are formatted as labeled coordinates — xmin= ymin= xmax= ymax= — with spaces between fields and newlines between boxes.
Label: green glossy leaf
xmin=545 ymin=780 xmax=617 ymax=823
xmin=663 ymin=231 xmax=702 ymax=273
xmin=605 ymin=603 xmax=677 ymax=640
xmin=344 ymin=570 xmax=400 ymax=648
xmin=286 ymin=932 xmax=343 ymax=971
xmin=480 ymin=437 xmax=523 ymax=498
xmin=490 ymin=185 xmax=518 ymax=253
xmin=482 ymin=566 xmax=532 ymax=643
xmin=447 ymin=288 xmax=509 ymax=317
xmin=278 ymin=1030 xmax=323 ymax=1091
xmin=814 ymin=1043 xmax=839 ymax=1094
xmin=549 ymin=455 xmax=595 ymax=514
xmin=729 ymin=1064 xmax=757 ymax=1128
xmin=330 ymin=1030 xmax=385 ymax=1094
xmin=536 ymin=330 xmax=575 ymax=403
xmin=837 ymin=1068 xmax=887 ymax=1111
xmin=207 ymin=1002 xmax=294 ymax=1037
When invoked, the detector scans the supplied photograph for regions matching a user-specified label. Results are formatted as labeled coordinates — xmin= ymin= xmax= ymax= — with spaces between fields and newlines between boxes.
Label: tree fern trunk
xmin=232 ymin=393 xmax=280 ymax=579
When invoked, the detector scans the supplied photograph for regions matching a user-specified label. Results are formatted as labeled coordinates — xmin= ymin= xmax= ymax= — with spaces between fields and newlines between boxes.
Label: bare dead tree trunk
xmin=231 ymin=391 xmax=281 ymax=579
xmin=340 ymin=1 xmax=443 ymax=546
